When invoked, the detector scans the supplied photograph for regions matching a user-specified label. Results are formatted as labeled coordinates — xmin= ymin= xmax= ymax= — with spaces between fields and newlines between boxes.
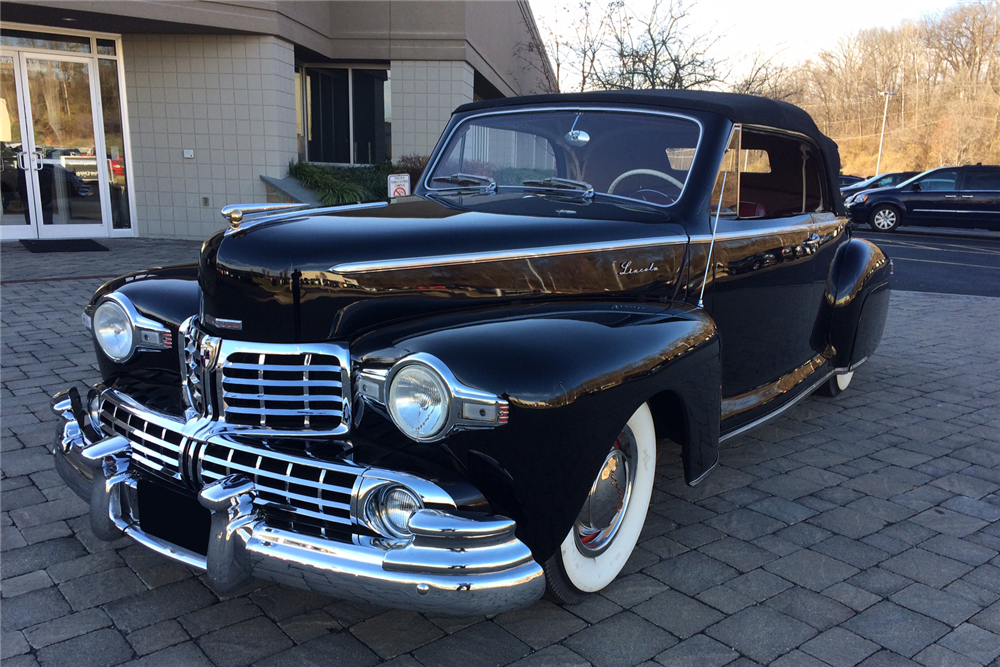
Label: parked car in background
xmin=841 ymin=171 xmax=919 ymax=198
xmin=51 ymin=91 xmax=890 ymax=615
xmin=847 ymin=165 xmax=1000 ymax=231
xmin=840 ymin=174 xmax=865 ymax=187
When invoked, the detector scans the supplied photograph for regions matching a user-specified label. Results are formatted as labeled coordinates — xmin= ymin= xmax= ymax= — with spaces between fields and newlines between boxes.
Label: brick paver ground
xmin=2 ymin=238 xmax=999 ymax=667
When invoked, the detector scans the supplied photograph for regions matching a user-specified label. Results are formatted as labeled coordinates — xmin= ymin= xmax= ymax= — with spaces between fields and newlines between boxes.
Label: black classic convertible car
xmin=51 ymin=91 xmax=890 ymax=614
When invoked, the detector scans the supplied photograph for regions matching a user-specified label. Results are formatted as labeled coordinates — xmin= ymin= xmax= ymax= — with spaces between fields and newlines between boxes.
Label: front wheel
xmin=869 ymin=205 xmax=901 ymax=232
xmin=544 ymin=403 xmax=656 ymax=604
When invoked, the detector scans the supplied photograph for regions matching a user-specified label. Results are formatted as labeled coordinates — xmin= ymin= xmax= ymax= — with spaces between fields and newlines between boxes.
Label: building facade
xmin=1 ymin=1 xmax=555 ymax=240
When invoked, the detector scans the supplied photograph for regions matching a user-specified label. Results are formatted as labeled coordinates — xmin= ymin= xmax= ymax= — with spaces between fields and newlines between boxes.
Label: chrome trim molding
xmin=423 ymin=105 xmax=705 ymax=210
xmin=331 ymin=236 xmax=688 ymax=274
xmin=687 ymin=452 xmax=720 ymax=487
xmin=719 ymin=362 xmax=860 ymax=443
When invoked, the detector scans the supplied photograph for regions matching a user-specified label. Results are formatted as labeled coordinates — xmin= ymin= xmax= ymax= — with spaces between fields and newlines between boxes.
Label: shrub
xmin=288 ymin=157 xmax=430 ymax=205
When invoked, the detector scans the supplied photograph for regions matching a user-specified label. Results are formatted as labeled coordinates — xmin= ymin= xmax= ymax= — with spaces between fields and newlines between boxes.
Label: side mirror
xmin=910 ymin=183 xmax=921 ymax=192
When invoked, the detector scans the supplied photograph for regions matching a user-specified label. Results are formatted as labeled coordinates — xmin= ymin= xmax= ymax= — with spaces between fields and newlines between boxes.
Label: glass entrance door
xmin=1 ymin=50 xmax=110 ymax=239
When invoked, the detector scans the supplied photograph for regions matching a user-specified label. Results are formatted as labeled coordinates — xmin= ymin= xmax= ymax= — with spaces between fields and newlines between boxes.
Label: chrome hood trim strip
xmin=330 ymin=236 xmax=688 ymax=274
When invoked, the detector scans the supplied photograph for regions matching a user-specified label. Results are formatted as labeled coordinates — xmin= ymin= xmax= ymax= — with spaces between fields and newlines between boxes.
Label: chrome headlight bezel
xmin=363 ymin=352 xmax=509 ymax=443
xmin=387 ymin=361 xmax=452 ymax=441
xmin=93 ymin=298 xmax=135 ymax=362
xmin=90 ymin=293 xmax=173 ymax=363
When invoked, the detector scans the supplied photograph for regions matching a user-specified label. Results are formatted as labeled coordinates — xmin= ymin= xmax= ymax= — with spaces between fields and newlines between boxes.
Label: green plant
xmin=288 ymin=158 xmax=430 ymax=205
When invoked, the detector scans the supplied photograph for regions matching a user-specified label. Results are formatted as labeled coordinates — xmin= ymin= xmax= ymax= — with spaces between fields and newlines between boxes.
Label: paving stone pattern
xmin=2 ymin=239 xmax=999 ymax=667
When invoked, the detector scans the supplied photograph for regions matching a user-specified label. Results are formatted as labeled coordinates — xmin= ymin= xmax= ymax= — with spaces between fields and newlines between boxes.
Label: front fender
xmin=351 ymin=301 xmax=721 ymax=562
xmin=88 ymin=265 xmax=200 ymax=383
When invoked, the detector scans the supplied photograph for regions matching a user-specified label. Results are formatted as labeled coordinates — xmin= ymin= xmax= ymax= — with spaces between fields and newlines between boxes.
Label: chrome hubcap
xmin=873 ymin=210 xmax=896 ymax=229
xmin=574 ymin=428 xmax=637 ymax=557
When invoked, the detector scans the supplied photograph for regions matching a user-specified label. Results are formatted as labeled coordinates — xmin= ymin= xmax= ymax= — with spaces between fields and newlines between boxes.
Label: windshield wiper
xmin=520 ymin=177 xmax=594 ymax=199
xmin=430 ymin=173 xmax=497 ymax=193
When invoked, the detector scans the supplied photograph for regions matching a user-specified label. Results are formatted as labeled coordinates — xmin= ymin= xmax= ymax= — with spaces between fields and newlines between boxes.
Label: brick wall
xmin=122 ymin=34 xmax=297 ymax=239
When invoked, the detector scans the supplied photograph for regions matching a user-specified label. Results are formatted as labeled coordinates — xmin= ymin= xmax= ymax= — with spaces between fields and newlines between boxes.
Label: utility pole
xmin=876 ymin=91 xmax=897 ymax=176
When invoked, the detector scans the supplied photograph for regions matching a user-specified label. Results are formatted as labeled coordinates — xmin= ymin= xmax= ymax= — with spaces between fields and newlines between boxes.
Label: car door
xmin=903 ymin=168 xmax=960 ymax=226
xmin=704 ymin=126 xmax=847 ymax=432
xmin=958 ymin=167 xmax=1000 ymax=230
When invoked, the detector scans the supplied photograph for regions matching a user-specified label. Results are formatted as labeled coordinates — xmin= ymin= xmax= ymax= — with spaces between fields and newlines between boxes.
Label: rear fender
xmin=351 ymin=301 xmax=721 ymax=561
xmin=819 ymin=238 xmax=891 ymax=368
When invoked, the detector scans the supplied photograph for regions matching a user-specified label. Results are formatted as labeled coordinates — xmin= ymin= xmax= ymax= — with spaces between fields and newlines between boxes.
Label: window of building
xmin=296 ymin=66 xmax=391 ymax=165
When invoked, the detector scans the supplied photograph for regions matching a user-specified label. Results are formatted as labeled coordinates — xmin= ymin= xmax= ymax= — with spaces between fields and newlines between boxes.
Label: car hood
xmin=199 ymin=196 xmax=690 ymax=342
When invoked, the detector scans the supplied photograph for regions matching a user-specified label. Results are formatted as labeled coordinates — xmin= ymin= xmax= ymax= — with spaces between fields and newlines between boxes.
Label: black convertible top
xmin=456 ymin=90 xmax=846 ymax=215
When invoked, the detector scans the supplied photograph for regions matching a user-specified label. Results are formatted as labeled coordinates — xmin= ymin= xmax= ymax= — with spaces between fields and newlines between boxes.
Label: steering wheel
xmin=608 ymin=168 xmax=684 ymax=194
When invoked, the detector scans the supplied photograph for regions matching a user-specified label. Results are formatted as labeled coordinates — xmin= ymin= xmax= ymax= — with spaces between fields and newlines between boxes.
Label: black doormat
xmin=20 ymin=239 xmax=110 ymax=253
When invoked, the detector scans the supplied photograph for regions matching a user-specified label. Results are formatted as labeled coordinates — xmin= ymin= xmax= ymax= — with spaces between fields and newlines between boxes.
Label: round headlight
xmin=93 ymin=300 xmax=134 ymax=361
xmin=387 ymin=363 xmax=450 ymax=440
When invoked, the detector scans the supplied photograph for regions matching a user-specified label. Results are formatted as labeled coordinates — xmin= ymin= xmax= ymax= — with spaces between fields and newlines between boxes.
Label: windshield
xmin=426 ymin=110 xmax=701 ymax=207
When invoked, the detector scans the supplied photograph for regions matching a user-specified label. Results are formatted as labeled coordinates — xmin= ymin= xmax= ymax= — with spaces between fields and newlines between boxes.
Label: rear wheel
xmin=544 ymin=403 xmax=656 ymax=604
xmin=817 ymin=371 xmax=853 ymax=397
xmin=869 ymin=205 xmax=901 ymax=232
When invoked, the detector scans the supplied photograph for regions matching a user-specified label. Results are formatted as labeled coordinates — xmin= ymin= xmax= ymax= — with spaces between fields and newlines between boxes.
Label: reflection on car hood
xmin=199 ymin=196 xmax=689 ymax=342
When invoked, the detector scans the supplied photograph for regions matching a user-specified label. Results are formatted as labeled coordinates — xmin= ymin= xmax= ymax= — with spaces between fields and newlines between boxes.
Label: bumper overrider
xmin=50 ymin=387 xmax=544 ymax=615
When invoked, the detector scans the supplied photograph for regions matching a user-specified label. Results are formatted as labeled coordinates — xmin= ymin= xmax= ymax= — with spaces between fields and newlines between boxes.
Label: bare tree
xmin=593 ymin=0 xmax=723 ymax=90
xmin=729 ymin=50 xmax=800 ymax=101
xmin=539 ymin=0 xmax=723 ymax=92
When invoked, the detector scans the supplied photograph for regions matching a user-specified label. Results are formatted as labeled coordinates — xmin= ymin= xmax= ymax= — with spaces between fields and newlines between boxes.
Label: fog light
xmin=367 ymin=485 xmax=422 ymax=539
xmin=87 ymin=389 xmax=103 ymax=435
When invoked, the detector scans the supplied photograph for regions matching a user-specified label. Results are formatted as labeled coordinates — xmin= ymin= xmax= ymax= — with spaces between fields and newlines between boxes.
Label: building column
xmin=391 ymin=60 xmax=474 ymax=160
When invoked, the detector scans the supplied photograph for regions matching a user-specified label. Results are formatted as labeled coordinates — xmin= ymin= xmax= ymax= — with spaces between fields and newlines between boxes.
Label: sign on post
xmin=388 ymin=174 xmax=411 ymax=199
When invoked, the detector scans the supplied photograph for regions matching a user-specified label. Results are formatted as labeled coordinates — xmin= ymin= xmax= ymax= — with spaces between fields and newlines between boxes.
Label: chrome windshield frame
xmin=422 ymin=106 xmax=705 ymax=210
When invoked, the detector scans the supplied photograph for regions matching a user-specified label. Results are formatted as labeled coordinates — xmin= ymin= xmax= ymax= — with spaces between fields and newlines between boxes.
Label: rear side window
xmin=964 ymin=169 xmax=1000 ymax=191
xmin=711 ymin=126 xmax=829 ymax=219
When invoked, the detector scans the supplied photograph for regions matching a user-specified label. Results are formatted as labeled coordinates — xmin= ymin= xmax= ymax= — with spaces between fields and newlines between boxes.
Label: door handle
xmin=960 ymin=195 xmax=974 ymax=198
xmin=32 ymin=150 xmax=44 ymax=171
xmin=17 ymin=151 xmax=29 ymax=170
xmin=944 ymin=194 xmax=958 ymax=198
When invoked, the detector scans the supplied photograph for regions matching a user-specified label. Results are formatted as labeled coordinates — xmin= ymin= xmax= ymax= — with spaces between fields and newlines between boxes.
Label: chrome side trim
xmin=687 ymin=452 xmax=720 ymax=487
xmin=423 ymin=105 xmax=705 ymax=210
xmin=331 ymin=236 xmax=688 ymax=274
xmin=721 ymin=366 xmax=846 ymax=443
xmin=688 ymin=214 xmax=848 ymax=244
xmin=721 ymin=353 xmax=828 ymax=420
xmin=912 ymin=209 xmax=999 ymax=215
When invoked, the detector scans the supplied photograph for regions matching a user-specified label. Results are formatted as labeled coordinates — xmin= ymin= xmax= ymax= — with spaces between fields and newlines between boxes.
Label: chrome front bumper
xmin=51 ymin=390 xmax=545 ymax=615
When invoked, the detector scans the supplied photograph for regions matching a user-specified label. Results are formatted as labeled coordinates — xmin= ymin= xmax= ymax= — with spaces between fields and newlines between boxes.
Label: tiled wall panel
xmin=123 ymin=34 xmax=297 ymax=239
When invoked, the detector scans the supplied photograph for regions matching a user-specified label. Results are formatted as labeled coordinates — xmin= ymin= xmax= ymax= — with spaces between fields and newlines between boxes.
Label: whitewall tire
xmin=544 ymin=402 xmax=656 ymax=603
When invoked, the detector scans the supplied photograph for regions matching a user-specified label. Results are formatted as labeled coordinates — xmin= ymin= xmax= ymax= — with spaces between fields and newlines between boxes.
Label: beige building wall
xmin=391 ymin=61 xmax=474 ymax=159
xmin=124 ymin=34 xmax=297 ymax=239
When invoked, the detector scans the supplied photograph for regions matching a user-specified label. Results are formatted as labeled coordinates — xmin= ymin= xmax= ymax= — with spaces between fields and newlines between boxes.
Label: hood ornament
xmin=221 ymin=203 xmax=311 ymax=230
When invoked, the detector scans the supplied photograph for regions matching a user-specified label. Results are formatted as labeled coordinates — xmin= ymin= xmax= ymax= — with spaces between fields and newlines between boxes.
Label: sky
xmin=530 ymin=0 xmax=953 ymax=81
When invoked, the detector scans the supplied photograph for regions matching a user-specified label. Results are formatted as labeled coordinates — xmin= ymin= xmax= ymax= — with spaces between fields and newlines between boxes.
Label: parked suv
xmin=847 ymin=165 xmax=1000 ymax=232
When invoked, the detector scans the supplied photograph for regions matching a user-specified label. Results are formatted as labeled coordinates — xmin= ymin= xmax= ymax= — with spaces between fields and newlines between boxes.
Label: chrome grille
xmin=99 ymin=399 xmax=186 ymax=487
xmin=198 ymin=440 xmax=357 ymax=529
xmin=220 ymin=351 xmax=346 ymax=431
xmin=97 ymin=392 xmax=361 ymax=534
